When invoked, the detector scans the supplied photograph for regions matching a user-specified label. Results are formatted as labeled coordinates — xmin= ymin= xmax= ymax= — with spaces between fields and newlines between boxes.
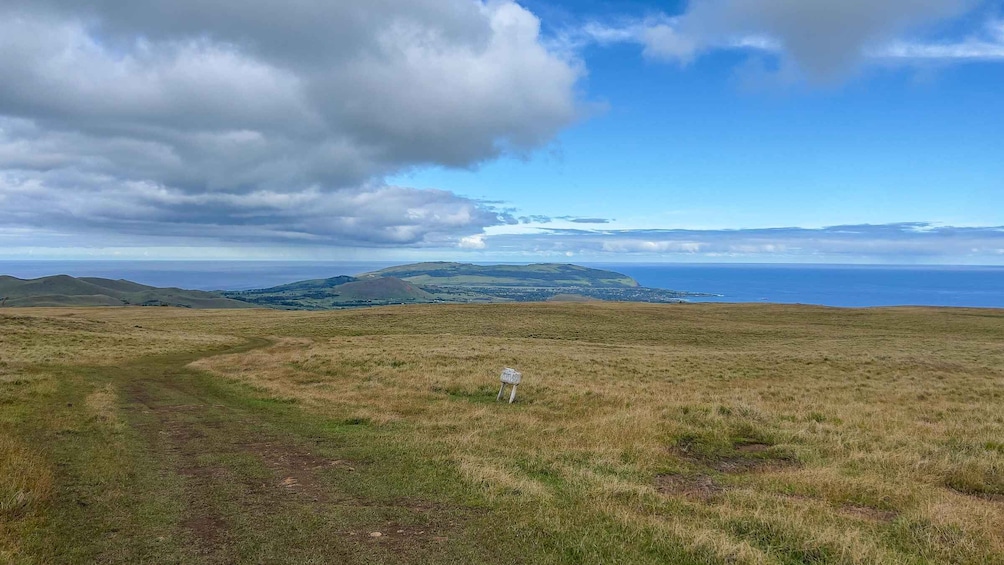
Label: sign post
xmin=497 ymin=368 xmax=522 ymax=404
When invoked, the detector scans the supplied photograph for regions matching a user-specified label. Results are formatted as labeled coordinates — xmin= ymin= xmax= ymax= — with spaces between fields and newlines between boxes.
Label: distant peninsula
xmin=222 ymin=262 xmax=713 ymax=310
xmin=0 ymin=263 xmax=713 ymax=310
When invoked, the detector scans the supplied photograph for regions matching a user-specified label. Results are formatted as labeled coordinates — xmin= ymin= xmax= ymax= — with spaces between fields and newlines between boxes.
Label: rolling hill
xmin=358 ymin=262 xmax=640 ymax=288
xmin=334 ymin=278 xmax=434 ymax=301
xmin=222 ymin=276 xmax=433 ymax=309
xmin=222 ymin=262 xmax=708 ymax=309
xmin=3 ymin=264 xmax=711 ymax=310
xmin=0 ymin=275 xmax=255 ymax=309
xmin=236 ymin=275 xmax=357 ymax=294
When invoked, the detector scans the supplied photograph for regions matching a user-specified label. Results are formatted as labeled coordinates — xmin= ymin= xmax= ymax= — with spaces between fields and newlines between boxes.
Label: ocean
xmin=600 ymin=264 xmax=1004 ymax=308
xmin=2 ymin=261 xmax=1002 ymax=309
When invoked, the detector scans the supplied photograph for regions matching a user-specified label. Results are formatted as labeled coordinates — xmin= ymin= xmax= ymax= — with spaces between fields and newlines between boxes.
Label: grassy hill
xmin=223 ymin=276 xmax=433 ymax=309
xmin=238 ymin=275 xmax=357 ymax=294
xmin=335 ymin=277 xmax=434 ymax=301
xmin=223 ymin=262 xmax=702 ymax=309
xmin=2 ymin=303 xmax=1003 ymax=563
xmin=0 ymin=275 xmax=254 ymax=309
xmin=359 ymin=262 xmax=640 ymax=288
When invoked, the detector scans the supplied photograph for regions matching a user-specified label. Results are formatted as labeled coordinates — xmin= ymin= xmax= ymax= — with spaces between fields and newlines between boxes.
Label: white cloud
xmin=874 ymin=19 xmax=1004 ymax=60
xmin=459 ymin=234 xmax=488 ymax=249
xmin=482 ymin=223 xmax=1004 ymax=262
xmin=0 ymin=1 xmax=582 ymax=247
xmin=601 ymin=240 xmax=704 ymax=253
xmin=641 ymin=24 xmax=702 ymax=63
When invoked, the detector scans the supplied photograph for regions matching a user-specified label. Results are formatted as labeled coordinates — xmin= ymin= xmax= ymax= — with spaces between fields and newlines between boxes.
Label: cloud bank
xmin=481 ymin=223 xmax=1004 ymax=263
xmin=579 ymin=0 xmax=999 ymax=78
xmin=0 ymin=1 xmax=581 ymax=247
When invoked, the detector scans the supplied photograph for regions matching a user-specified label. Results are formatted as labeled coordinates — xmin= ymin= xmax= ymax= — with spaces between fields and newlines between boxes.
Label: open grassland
xmin=1 ymin=304 xmax=1003 ymax=564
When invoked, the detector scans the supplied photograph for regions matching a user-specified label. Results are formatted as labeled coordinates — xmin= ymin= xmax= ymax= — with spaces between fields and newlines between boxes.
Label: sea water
xmin=597 ymin=263 xmax=1004 ymax=308
xmin=1 ymin=261 xmax=1002 ymax=309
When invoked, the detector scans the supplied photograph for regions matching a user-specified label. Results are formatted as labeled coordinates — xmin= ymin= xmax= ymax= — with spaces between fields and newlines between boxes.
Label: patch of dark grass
xmin=945 ymin=474 xmax=1004 ymax=501
xmin=431 ymin=384 xmax=502 ymax=404
xmin=671 ymin=427 xmax=801 ymax=475
xmin=342 ymin=417 xmax=371 ymax=426
xmin=0 ymin=378 xmax=35 ymax=387
xmin=514 ymin=459 xmax=565 ymax=490
xmin=673 ymin=432 xmax=734 ymax=461
xmin=728 ymin=517 xmax=834 ymax=564
xmin=984 ymin=441 xmax=1004 ymax=454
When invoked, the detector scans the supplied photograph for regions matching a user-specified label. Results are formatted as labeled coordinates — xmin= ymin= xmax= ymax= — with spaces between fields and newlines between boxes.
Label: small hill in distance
xmin=239 ymin=275 xmax=357 ymax=294
xmin=0 ymin=275 xmax=254 ymax=309
xmin=0 ymin=263 xmax=714 ymax=310
xmin=224 ymin=262 xmax=713 ymax=310
xmin=359 ymin=262 xmax=639 ymax=288
xmin=336 ymin=278 xmax=434 ymax=301
xmin=223 ymin=276 xmax=433 ymax=309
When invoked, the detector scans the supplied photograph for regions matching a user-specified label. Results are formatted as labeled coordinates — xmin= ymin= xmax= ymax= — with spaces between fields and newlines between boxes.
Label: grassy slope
xmin=223 ymin=277 xmax=434 ymax=309
xmin=217 ymin=263 xmax=653 ymax=309
xmin=2 ymin=304 xmax=1003 ymax=564
xmin=360 ymin=262 xmax=640 ymax=288
xmin=0 ymin=275 xmax=254 ymax=309
xmin=334 ymin=278 xmax=434 ymax=301
xmin=234 ymin=275 xmax=358 ymax=294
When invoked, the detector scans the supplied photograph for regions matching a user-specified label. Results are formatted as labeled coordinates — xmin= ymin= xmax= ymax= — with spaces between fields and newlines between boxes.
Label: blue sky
xmin=394 ymin=56 xmax=1004 ymax=231
xmin=1 ymin=0 xmax=1002 ymax=263
xmin=394 ymin=0 xmax=1004 ymax=229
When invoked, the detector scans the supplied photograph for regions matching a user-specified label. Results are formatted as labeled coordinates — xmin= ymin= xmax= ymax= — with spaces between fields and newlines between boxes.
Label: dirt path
xmin=118 ymin=338 xmax=479 ymax=565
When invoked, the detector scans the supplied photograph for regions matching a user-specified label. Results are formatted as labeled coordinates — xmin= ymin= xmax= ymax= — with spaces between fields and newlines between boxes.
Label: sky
xmin=0 ymin=0 xmax=1002 ymax=264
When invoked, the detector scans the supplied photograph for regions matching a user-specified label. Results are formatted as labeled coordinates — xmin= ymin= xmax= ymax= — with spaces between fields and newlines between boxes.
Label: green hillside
xmin=0 ymin=275 xmax=255 ymax=309
xmin=222 ymin=277 xmax=433 ymax=309
xmin=222 ymin=262 xmax=704 ymax=309
xmin=359 ymin=262 xmax=639 ymax=288
xmin=242 ymin=275 xmax=357 ymax=294
xmin=335 ymin=278 xmax=434 ymax=301
xmin=77 ymin=277 xmax=156 ymax=293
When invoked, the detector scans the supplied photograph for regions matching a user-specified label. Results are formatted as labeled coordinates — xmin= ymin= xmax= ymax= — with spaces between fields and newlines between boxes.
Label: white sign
xmin=500 ymin=368 xmax=522 ymax=385
xmin=497 ymin=368 xmax=522 ymax=403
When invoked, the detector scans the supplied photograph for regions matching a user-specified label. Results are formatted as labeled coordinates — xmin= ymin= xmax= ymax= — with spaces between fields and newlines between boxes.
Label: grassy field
xmin=1 ymin=303 xmax=1002 ymax=564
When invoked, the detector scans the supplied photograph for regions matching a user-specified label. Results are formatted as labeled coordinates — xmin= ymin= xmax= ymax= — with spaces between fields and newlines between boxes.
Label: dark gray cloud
xmin=559 ymin=216 xmax=612 ymax=224
xmin=0 ymin=1 xmax=581 ymax=247
xmin=483 ymin=223 xmax=1004 ymax=260
xmin=518 ymin=215 xmax=553 ymax=224
xmin=582 ymin=0 xmax=989 ymax=78
xmin=0 ymin=167 xmax=513 ymax=247
xmin=684 ymin=0 xmax=976 ymax=77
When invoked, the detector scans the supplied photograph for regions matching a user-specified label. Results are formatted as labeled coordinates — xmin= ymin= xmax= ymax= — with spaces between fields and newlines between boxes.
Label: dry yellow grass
xmin=0 ymin=436 xmax=52 ymax=560
xmin=188 ymin=303 xmax=1004 ymax=564
xmin=84 ymin=383 xmax=124 ymax=431
xmin=3 ymin=303 xmax=1003 ymax=563
xmin=0 ymin=310 xmax=238 ymax=369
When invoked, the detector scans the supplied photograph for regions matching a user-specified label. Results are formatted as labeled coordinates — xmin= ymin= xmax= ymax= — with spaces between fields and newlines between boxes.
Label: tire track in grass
xmin=120 ymin=337 xmax=486 ymax=565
